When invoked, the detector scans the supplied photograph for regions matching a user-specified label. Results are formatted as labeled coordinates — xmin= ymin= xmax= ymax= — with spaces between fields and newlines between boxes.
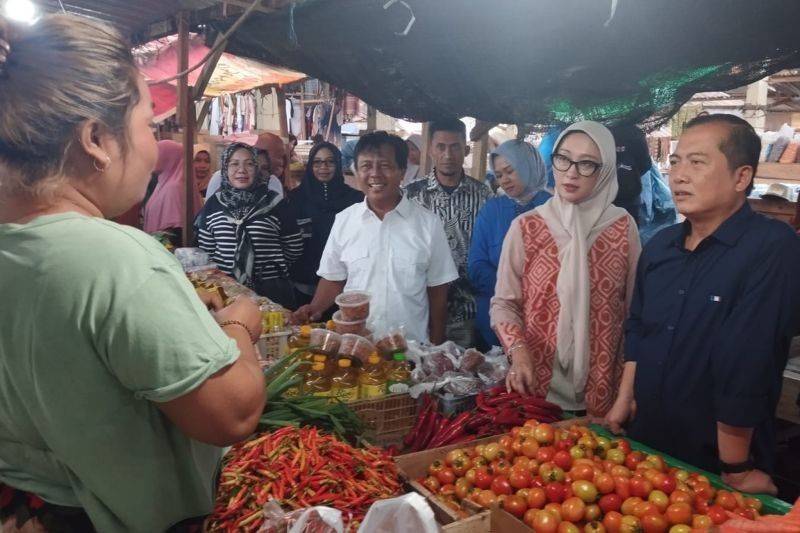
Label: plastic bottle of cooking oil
xmin=312 ymin=353 xmax=333 ymax=376
xmin=331 ymin=358 xmax=360 ymax=402
xmin=385 ymin=352 xmax=411 ymax=394
xmin=304 ymin=362 xmax=332 ymax=397
xmin=359 ymin=354 xmax=387 ymax=399
xmin=289 ymin=325 xmax=313 ymax=350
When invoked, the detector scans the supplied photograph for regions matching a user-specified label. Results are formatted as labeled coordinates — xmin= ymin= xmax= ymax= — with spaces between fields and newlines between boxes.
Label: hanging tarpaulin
xmin=135 ymin=33 xmax=306 ymax=119
xmin=212 ymin=0 xmax=800 ymax=128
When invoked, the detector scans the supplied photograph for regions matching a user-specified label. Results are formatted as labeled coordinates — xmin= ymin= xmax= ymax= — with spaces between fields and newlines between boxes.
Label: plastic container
xmin=309 ymin=328 xmax=341 ymax=355
xmin=338 ymin=334 xmax=376 ymax=363
xmin=375 ymin=326 xmax=408 ymax=357
xmin=335 ymin=290 xmax=371 ymax=321
xmin=359 ymin=354 xmax=387 ymax=399
xmin=331 ymin=358 xmax=360 ymax=402
xmin=332 ymin=311 xmax=367 ymax=335
xmin=304 ymin=362 xmax=332 ymax=397
xmin=385 ymin=352 xmax=411 ymax=394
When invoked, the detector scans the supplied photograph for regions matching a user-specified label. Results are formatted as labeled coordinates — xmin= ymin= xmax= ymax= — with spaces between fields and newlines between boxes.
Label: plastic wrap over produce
xmin=356 ymin=493 xmax=438 ymax=533
xmin=406 ymin=342 xmax=509 ymax=398
xmin=258 ymin=500 xmax=343 ymax=533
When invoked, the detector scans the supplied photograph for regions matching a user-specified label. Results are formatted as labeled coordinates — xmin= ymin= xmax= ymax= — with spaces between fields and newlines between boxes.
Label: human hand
xmin=195 ymin=288 xmax=224 ymax=311
xmin=505 ymin=355 xmax=536 ymax=395
xmin=215 ymin=297 xmax=263 ymax=340
xmin=291 ymin=304 xmax=321 ymax=325
xmin=722 ymin=469 xmax=778 ymax=495
xmin=605 ymin=395 xmax=637 ymax=435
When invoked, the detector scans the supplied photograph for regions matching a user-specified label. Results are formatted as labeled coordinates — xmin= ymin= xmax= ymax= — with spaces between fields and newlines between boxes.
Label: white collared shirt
xmin=317 ymin=195 xmax=458 ymax=342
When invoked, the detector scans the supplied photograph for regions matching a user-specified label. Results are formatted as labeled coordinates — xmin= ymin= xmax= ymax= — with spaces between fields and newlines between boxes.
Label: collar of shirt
xmin=672 ymin=202 xmax=755 ymax=250
xmin=354 ymin=194 xmax=413 ymax=220
xmin=424 ymin=168 xmax=467 ymax=193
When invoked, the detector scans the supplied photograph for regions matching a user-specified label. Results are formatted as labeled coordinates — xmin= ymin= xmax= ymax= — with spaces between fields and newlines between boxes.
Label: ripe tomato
xmin=707 ymin=504 xmax=729 ymax=525
xmin=527 ymin=487 xmax=547 ymax=509
xmin=599 ymin=493 xmax=622 ymax=513
xmin=613 ymin=476 xmax=632 ymax=500
xmin=436 ymin=468 xmax=456 ymax=485
xmin=532 ymin=509 xmax=560 ymax=533
xmin=476 ymin=489 xmax=498 ymax=508
xmin=714 ymin=489 xmax=737 ymax=511
xmin=545 ymin=481 xmax=566 ymax=503
xmin=515 ymin=455 xmax=531 ymax=468
xmin=445 ymin=449 xmax=468 ymax=466
xmin=452 ymin=457 xmax=472 ymax=477
xmin=454 ymin=478 xmax=472 ymax=500
xmin=602 ymin=510 xmax=623 ymax=533
xmin=667 ymin=526 xmax=691 ymax=533
xmin=428 ymin=460 xmax=445 ymax=476
xmin=625 ymin=451 xmax=646 ymax=471
xmin=633 ymin=501 xmax=659 ymax=519
xmin=621 ymin=497 xmax=643 ymax=516
xmin=503 ymin=494 xmax=528 ymax=518
xmin=668 ymin=490 xmax=692 ymax=506
xmin=664 ymin=502 xmax=692 ymax=526
xmin=694 ymin=498 xmax=710 ymax=514
xmin=693 ymin=481 xmax=714 ymax=502
xmin=439 ymin=483 xmax=456 ymax=498
xmin=534 ymin=423 xmax=556 ymax=445
xmin=517 ymin=487 xmax=531 ymax=500
xmin=524 ymin=508 xmax=539 ymax=528
xmin=585 ymin=503 xmax=601 ymax=522
xmin=509 ymin=468 xmax=533 ymax=490
xmin=733 ymin=508 xmax=755 ymax=520
xmin=541 ymin=463 xmax=566 ymax=483
xmin=691 ymin=514 xmax=713 ymax=529
xmin=629 ymin=476 xmax=654 ymax=499
xmin=560 ymin=496 xmax=586 ymax=522
xmin=570 ymin=445 xmax=587 ymax=460
xmin=474 ymin=467 xmax=494 ymax=490
xmin=648 ymin=490 xmax=669 ymax=513
xmin=499 ymin=435 xmax=514 ymax=451
xmin=556 ymin=438 xmax=575 ymax=452
xmin=421 ymin=476 xmax=440 ymax=493
xmin=743 ymin=497 xmax=762 ymax=512
xmin=613 ymin=439 xmax=632 ymax=455
xmin=611 ymin=465 xmax=632 ymax=479
xmin=606 ymin=448 xmax=626 ymax=465
xmin=641 ymin=513 xmax=668 ymax=533
xmin=491 ymin=475 xmax=514 ymax=496
xmin=537 ymin=446 xmax=556 ymax=463
xmin=483 ymin=442 xmax=502 ymax=461
xmin=572 ymin=480 xmax=599 ymax=504
xmin=521 ymin=438 xmax=542 ymax=459
xmin=558 ymin=523 xmax=581 ymax=533
xmin=595 ymin=473 xmax=616 ymax=494
xmin=654 ymin=473 xmax=677 ymax=494
xmin=492 ymin=459 xmax=512 ymax=477
xmin=571 ymin=463 xmax=596 ymax=482
xmin=554 ymin=450 xmax=573 ymax=470
xmin=544 ymin=503 xmax=564 ymax=522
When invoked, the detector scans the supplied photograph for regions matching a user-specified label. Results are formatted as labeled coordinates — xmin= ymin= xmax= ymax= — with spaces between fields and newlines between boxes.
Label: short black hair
xmin=430 ymin=118 xmax=467 ymax=142
xmin=684 ymin=114 xmax=760 ymax=194
xmin=354 ymin=131 xmax=408 ymax=170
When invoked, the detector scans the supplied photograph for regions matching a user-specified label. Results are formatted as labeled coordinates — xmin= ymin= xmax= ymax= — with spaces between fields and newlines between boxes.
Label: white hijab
xmin=535 ymin=121 xmax=629 ymax=393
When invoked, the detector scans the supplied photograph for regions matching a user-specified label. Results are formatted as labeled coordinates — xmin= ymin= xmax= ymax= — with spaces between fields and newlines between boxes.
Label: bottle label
xmin=332 ymin=386 xmax=359 ymax=402
xmin=387 ymin=381 xmax=410 ymax=394
xmin=359 ymin=383 xmax=386 ymax=399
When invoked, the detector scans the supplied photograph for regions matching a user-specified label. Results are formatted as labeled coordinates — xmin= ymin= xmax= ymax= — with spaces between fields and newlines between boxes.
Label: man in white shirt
xmin=292 ymin=132 xmax=457 ymax=343
xmin=205 ymin=133 xmax=285 ymax=201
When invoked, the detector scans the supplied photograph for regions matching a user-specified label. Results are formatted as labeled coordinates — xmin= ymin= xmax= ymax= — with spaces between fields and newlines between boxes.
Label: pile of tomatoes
xmin=416 ymin=420 xmax=764 ymax=533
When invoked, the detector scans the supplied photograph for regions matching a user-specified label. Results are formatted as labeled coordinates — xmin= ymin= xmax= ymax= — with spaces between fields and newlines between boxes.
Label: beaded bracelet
xmin=218 ymin=320 xmax=259 ymax=344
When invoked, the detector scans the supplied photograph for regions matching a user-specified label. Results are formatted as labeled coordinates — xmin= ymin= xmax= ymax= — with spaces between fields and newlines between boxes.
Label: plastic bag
xmin=441 ymin=372 xmax=482 ymax=395
xmin=174 ymin=247 xmax=215 ymax=272
xmin=356 ymin=493 xmax=438 ymax=533
xmin=476 ymin=347 xmax=510 ymax=388
xmin=258 ymin=500 xmax=344 ymax=533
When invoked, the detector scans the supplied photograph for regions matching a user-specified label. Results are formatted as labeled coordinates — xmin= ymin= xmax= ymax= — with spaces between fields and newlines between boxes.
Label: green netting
xmin=214 ymin=0 xmax=800 ymax=128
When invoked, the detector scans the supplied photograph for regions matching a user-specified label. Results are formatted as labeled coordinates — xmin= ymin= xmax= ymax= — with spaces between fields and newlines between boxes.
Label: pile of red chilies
xmin=208 ymin=426 xmax=402 ymax=532
xmin=404 ymin=385 xmax=562 ymax=452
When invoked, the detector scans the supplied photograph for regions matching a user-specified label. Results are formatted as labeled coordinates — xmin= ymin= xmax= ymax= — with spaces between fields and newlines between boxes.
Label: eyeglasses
xmin=312 ymin=159 xmax=336 ymax=168
xmin=551 ymin=153 xmax=601 ymax=177
xmin=228 ymin=160 xmax=257 ymax=171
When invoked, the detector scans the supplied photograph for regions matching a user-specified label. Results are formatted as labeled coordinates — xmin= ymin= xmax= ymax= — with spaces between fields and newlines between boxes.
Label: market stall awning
xmin=135 ymin=33 xmax=306 ymax=120
xmin=212 ymin=0 xmax=800 ymax=128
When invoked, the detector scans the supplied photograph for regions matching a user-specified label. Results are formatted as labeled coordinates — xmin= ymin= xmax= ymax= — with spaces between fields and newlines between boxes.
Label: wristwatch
xmin=719 ymin=459 xmax=754 ymax=474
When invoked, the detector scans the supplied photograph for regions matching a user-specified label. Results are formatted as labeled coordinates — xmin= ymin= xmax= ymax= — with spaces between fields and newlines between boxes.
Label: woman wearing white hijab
xmin=491 ymin=121 xmax=641 ymax=417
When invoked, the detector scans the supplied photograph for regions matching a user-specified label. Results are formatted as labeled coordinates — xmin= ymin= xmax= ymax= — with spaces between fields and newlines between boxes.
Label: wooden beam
xmin=367 ymin=106 xmax=377 ymax=131
xmin=770 ymin=75 xmax=800 ymax=84
xmin=420 ymin=121 xmax=432 ymax=175
xmin=472 ymin=130 xmax=489 ymax=180
xmin=470 ymin=121 xmax=497 ymax=142
xmin=222 ymin=0 xmax=280 ymax=15
xmin=272 ymin=86 xmax=289 ymax=138
xmin=192 ymin=33 xmax=227 ymax=101
xmin=299 ymin=90 xmax=307 ymax=140
xmin=178 ymin=12 xmax=196 ymax=247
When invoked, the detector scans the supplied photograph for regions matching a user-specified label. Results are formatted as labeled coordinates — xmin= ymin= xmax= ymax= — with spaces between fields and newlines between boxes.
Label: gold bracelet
xmin=218 ymin=320 xmax=259 ymax=344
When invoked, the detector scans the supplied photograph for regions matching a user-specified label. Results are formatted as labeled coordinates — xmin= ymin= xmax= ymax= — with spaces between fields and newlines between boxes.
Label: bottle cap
xmin=393 ymin=352 xmax=406 ymax=361
xmin=338 ymin=358 xmax=352 ymax=368
xmin=299 ymin=325 xmax=312 ymax=336
xmin=312 ymin=362 xmax=325 ymax=371
xmin=313 ymin=354 xmax=327 ymax=363
xmin=368 ymin=355 xmax=381 ymax=365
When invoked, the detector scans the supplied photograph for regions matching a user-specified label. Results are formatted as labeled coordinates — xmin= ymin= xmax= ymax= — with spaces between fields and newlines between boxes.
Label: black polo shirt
xmin=625 ymin=203 xmax=800 ymax=473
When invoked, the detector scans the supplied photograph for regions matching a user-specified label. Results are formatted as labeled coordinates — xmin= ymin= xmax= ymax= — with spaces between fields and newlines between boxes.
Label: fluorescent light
xmin=3 ymin=0 xmax=38 ymax=24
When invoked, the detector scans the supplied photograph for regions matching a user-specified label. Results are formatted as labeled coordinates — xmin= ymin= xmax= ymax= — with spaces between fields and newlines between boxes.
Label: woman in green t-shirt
xmin=0 ymin=14 xmax=266 ymax=533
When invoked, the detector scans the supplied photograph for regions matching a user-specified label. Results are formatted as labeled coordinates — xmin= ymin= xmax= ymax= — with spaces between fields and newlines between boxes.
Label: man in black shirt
xmin=606 ymin=114 xmax=800 ymax=494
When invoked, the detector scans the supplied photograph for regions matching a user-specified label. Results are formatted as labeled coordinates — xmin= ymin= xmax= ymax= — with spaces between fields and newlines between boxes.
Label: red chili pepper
xmin=404 ymin=394 xmax=431 ymax=449
xmin=485 ymin=391 xmax=521 ymax=407
xmin=464 ymin=412 xmax=493 ymax=433
xmin=428 ymin=411 xmax=473 ymax=448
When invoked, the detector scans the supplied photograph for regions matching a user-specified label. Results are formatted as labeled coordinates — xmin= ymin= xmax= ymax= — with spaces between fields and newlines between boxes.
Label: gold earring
xmin=93 ymin=156 xmax=111 ymax=172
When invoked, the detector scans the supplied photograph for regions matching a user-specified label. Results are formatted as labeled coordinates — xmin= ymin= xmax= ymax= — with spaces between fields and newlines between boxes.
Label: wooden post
xmin=299 ymin=90 xmax=307 ymax=140
xmin=420 ymin=121 xmax=432 ymax=175
xmin=178 ymin=12 xmax=195 ymax=247
xmin=367 ymin=106 xmax=377 ymax=131
xmin=473 ymin=133 xmax=489 ymax=181
xmin=272 ymin=86 xmax=289 ymax=138
xmin=744 ymin=79 xmax=768 ymax=134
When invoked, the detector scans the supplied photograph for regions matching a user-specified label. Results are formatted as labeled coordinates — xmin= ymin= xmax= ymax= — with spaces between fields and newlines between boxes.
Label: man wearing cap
xmin=606 ymin=114 xmax=800 ymax=494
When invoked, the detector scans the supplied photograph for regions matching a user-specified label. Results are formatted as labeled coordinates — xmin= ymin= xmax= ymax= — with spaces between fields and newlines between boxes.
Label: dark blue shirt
xmin=626 ymin=203 xmax=800 ymax=473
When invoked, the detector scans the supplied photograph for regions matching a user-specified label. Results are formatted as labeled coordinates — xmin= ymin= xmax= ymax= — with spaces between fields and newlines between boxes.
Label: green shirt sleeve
xmin=99 ymin=262 xmax=240 ymax=403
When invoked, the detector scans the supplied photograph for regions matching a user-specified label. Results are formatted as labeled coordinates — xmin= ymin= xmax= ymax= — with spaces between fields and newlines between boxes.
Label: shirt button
xmin=678 ymin=289 xmax=685 ymax=295
xmin=667 ymin=325 xmax=675 ymax=331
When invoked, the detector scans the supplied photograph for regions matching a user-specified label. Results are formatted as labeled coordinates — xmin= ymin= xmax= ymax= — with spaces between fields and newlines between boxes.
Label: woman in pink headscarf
xmin=143 ymin=140 xmax=202 ymax=246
